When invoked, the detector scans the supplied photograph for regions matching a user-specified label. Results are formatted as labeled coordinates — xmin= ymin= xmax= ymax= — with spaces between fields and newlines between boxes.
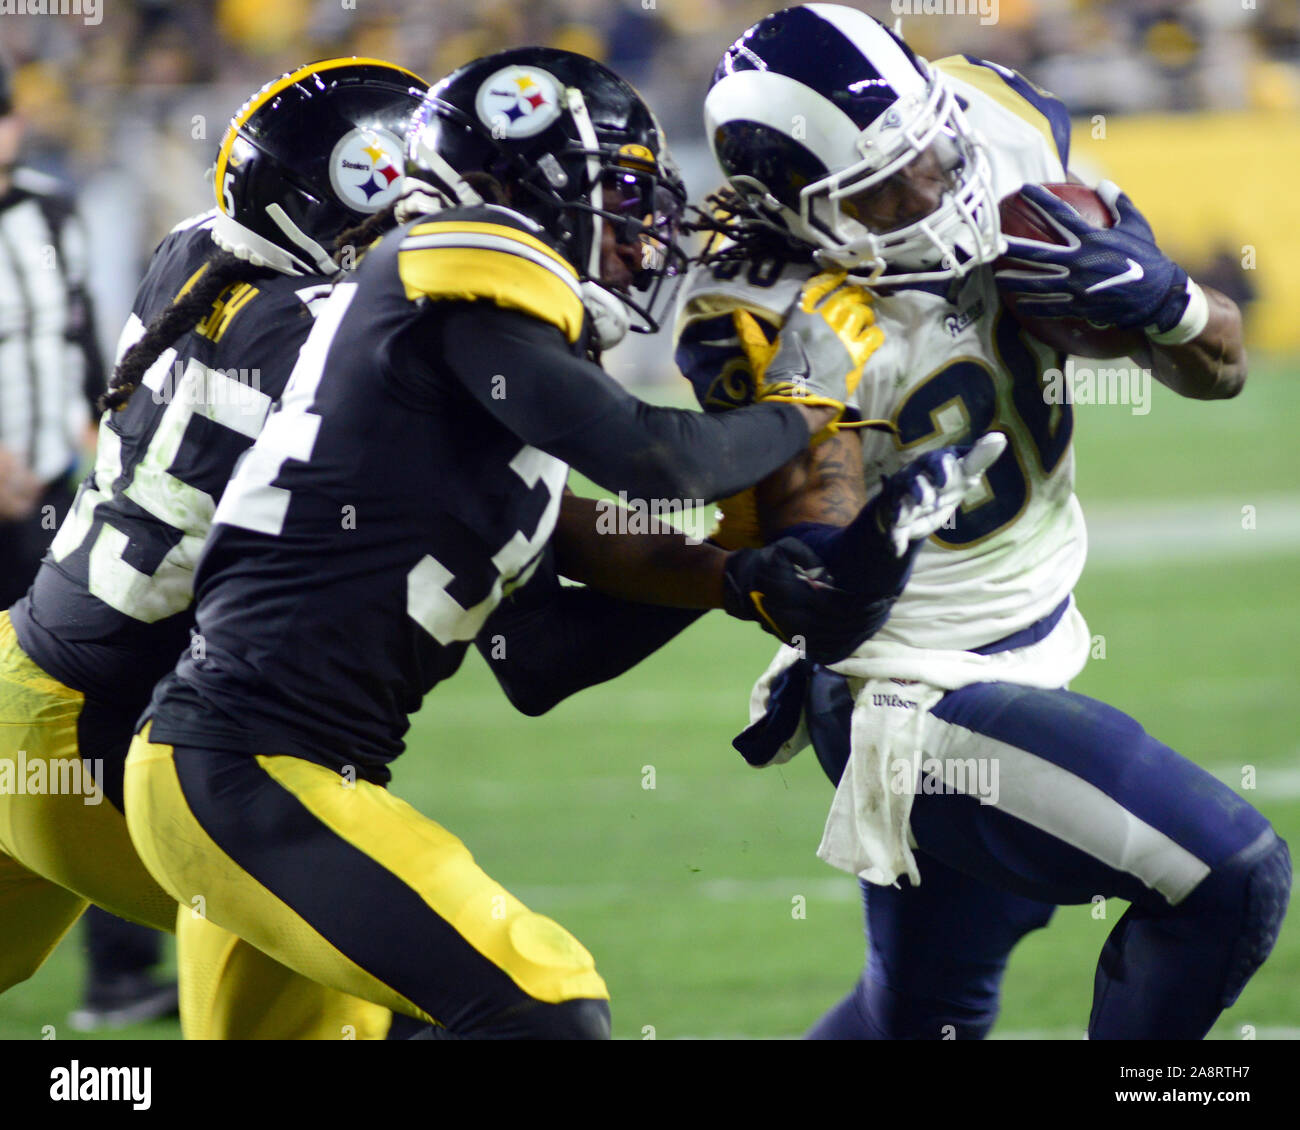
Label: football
xmin=996 ymin=183 xmax=1148 ymax=359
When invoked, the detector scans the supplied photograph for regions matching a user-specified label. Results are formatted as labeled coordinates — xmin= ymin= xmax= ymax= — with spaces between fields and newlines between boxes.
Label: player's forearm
xmin=554 ymin=494 xmax=726 ymax=609
xmin=479 ymin=583 xmax=703 ymax=716
xmin=756 ymin=429 xmax=868 ymax=542
xmin=439 ymin=304 xmax=821 ymax=504
xmin=1139 ymin=283 xmax=1246 ymax=401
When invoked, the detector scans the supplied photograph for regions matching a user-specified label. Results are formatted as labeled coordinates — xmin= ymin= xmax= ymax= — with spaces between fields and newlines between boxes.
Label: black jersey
xmin=145 ymin=204 xmax=813 ymax=783
xmin=10 ymin=211 xmax=334 ymax=710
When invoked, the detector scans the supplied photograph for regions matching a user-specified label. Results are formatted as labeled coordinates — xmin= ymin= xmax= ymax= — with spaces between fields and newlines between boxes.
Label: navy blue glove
xmin=765 ymin=436 xmax=1007 ymax=660
xmin=786 ymin=434 xmax=1007 ymax=589
xmin=723 ymin=537 xmax=892 ymax=664
xmin=994 ymin=181 xmax=1194 ymax=334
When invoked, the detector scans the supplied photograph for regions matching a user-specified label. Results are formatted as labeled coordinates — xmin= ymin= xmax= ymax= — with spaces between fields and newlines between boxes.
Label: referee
xmin=0 ymin=56 xmax=177 ymax=1031
xmin=0 ymin=59 xmax=103 ymax=606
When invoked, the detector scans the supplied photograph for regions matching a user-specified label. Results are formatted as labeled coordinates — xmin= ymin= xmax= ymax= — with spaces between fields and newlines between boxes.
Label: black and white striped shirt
xmin=0 ymin=167 xmax=104 ymax=483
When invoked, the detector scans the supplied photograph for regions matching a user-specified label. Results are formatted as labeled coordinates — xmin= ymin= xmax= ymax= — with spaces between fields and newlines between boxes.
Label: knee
xmin=1186 ymin=830 xmax=1291 ymax=1006
xmin=1222 ymin=832 xmax=1290 ymax=1006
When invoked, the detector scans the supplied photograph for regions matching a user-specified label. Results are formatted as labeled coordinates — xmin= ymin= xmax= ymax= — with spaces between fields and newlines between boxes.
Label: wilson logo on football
xmin=475 ymin=65 xmax=563 ymax=139
xmin=328 ymin=127 xmax=405 ymax=213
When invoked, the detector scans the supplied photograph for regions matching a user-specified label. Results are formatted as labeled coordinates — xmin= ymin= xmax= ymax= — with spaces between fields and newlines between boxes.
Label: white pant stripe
xmin=928 ymin=715 xmax=1211 ymax=904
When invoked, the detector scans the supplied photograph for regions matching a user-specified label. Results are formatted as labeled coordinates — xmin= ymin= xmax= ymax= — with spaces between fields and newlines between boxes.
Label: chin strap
xmin=565 ymin=85 xmax=606 ymax=286
xmin=565 ymin=85 xmax=634 ymax=350
xmin=211 ymin=209 xmax=338 ymax=278
xmin=396 ymin=149 xmax=485 ymax=223
xmin=266 ymin=204 xmax=339 ymax=275
xmin=580 ymin=280 xmax=630 ymax=350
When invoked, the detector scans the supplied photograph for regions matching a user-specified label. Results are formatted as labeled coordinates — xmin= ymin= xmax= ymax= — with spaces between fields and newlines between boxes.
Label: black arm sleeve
xmin=475 ymin=554 xmax=703 ymax=716
xmin=436 ymin=303 xmax=808 ymax=503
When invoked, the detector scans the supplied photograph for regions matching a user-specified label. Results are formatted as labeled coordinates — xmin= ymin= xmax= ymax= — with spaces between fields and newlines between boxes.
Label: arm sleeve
xmin=435 ymin=303 xmax=808 ymax=504
xmin=475 ymin=555 xmax=703 ymax=716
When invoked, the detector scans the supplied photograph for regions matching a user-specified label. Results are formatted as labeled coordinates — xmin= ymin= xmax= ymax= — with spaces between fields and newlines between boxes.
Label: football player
xmin=116 ymin=47 xmax=912 ymax=1040
xmin=677 ymin=4 xmax=1288 ymax=1039
xmin=0 ymin=49 xmax=901 ymax=1041
xmin=0 ymin=57 xmax=433 ymax=1038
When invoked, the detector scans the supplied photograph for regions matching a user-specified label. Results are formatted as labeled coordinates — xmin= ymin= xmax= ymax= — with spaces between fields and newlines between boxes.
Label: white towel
xmin=744 ymin=599 xmax=1093 ymax=888
xmin=817 ymin=676 xmax=945 ymax=887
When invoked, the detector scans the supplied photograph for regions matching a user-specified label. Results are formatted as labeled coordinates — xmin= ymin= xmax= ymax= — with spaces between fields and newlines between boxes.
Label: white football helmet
xmin=705 ymin=4 xmax=1004 ymax=285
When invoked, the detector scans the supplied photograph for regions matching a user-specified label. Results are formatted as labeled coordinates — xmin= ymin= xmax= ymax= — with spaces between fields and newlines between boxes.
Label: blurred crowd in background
xmin=3 ymin=0 xmax=1297 ymax=364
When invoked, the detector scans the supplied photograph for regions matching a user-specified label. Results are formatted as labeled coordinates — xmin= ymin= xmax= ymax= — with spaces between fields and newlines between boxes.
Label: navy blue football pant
xmin=803 ymin=671 xmax=1290 ymax=1040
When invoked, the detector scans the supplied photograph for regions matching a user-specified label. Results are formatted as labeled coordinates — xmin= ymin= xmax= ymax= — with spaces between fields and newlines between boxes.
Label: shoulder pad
xmin=396 ymin=206 xmax=584 ymax=343
xmin=675 ymin=258 xmax=811 ymax=343
xmin=168 ymin=209 xmax=218 ymax=236
xmin=934 ymin=55 xmax=1070 ymax=173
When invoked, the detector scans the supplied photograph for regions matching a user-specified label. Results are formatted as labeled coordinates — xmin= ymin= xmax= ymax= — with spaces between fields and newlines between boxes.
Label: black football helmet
xmin=404 ymin=47 xmax=688 ymax=340
xmin=212 ymin=57 xmax=429 ymax=276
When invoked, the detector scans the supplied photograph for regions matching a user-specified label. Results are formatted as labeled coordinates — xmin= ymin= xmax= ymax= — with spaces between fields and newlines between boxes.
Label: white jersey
xmin=677 ymin=56 xmax=1086 ymax=652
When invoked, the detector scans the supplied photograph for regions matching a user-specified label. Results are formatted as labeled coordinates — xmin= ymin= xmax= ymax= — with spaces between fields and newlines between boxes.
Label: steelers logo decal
xmin=328 ymin=127 xmax=406 ymax=213
xmin=475 ymin=65 xmax=563 ymax=139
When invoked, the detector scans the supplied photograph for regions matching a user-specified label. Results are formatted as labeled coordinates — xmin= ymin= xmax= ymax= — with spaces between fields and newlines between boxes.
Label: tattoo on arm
xmin=756 ymin=430 xmax=868 ymax=540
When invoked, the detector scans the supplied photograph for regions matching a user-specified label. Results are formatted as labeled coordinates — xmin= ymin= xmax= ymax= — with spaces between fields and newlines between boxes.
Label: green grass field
xmin=2 ymin=356 xmax=1296 ymax=1041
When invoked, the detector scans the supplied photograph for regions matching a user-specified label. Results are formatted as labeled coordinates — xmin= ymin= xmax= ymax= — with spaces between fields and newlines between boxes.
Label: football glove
xmin=877 ymin=432 xmax=1008 ymax=556
xmin=735 ymin=271 xmax=884 ymax=431
xmin=722 ymin=537 xmax=890 ymax=664
xmin=994 ymin=182 xmax=1203 ymax=339
xmin=780 ymin=433 xmax=1009 ymax=604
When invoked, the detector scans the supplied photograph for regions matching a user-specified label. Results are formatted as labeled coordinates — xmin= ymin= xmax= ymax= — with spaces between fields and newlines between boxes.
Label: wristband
xmin=1146 ymin=279 xmax=1209 ymax=346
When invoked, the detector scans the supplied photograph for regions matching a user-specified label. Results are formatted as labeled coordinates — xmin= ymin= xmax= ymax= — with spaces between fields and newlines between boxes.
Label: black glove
xmin=722 ymin=537 xmax=894 ymax=664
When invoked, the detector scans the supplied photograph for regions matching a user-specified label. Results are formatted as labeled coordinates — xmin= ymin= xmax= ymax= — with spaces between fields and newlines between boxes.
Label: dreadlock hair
xmin=333 ymin=201 xmax=405 ymax=267
xmin=684 ymin=186 xmax=814 ymax=271
xmin=332 ymin=172 xmax=509 ymax=269
xmin=101 ymin=249 xmax=263 ymax=412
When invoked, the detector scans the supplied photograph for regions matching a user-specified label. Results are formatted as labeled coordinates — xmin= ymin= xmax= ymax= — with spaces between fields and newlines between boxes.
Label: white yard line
xmin=1083 ymin=493 xmax=1300 ymax=565
xmin=1209 ymin=764 xmax=1300 ymax=801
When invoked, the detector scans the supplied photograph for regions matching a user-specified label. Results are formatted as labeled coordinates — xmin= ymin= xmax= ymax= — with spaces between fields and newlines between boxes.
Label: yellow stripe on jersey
xmin=406 ymin=220 xmax=578 ymax=277
xmin=398 ymin=222 xmax=585 ymax=343
xmin=213 ymin=57 xmax=427 ymax=215
xmin=933 ymin=56 xmax=1063 ymax=164
xmin=173 ymin=263 xmax=209 ymax=305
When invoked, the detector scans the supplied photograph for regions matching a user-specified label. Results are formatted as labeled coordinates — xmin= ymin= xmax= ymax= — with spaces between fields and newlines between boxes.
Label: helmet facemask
xmin=548 ymin=110 xmax=689 ymax=338
xmin=793 ymin=66 xmax=1003 ymax=285
xmin=406 ymin=49 xmax=689 ymax=344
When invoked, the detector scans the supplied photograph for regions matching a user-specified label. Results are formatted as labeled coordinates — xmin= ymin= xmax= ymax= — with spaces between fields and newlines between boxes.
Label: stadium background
xmin=1 ymin=0 xmax=1296 ymax=1038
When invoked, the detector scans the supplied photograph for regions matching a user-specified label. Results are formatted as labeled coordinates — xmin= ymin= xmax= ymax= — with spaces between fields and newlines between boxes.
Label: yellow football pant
xmin=0 ymin=611 xmax=390 ymax=1039
xmin=124 ymin=726 xmax=609 ymax=1032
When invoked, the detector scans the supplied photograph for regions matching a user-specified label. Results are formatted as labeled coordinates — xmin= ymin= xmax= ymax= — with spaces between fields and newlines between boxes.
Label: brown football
xmin=996 ymin=183 xmax=1147 ymax=360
